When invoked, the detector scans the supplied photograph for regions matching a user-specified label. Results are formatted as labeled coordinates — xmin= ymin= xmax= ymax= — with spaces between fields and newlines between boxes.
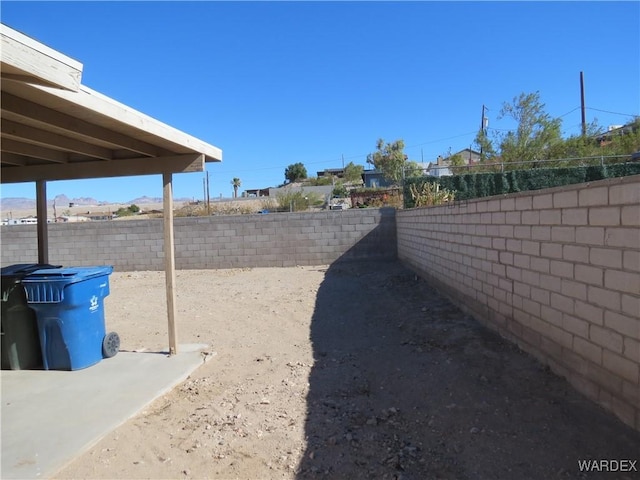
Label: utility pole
xmin=480 ymin=104 xmax=488 ymax=157
xmin=580 ymin=71 xmax=587 ymax=137
xmin=206 ymin=171 xmax=211 ymax=215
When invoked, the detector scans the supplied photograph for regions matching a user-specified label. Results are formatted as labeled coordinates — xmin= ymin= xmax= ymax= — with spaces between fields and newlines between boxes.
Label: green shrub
xmin=115 ymin=204 xmax=140 ymax=217
xmin=275 ymin=189 xmax=321 ymax=212
xmin=403 ymin=162 xmax=640 ymax=208
xmin=408 ymin=182 xmax=455 ymax=207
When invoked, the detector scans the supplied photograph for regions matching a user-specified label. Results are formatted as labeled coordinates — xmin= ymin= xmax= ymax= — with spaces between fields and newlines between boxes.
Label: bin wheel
xmin=103 ymin=332 xmax=120 ymax=358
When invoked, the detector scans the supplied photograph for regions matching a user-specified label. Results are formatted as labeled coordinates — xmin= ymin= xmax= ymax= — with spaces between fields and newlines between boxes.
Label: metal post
xmin=580 ymin=72 xmax=587 ymax=137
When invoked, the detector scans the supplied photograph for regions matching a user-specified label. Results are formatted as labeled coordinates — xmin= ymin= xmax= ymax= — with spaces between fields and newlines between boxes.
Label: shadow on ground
xmin=296 ymin=259 xmax=640 ymax=479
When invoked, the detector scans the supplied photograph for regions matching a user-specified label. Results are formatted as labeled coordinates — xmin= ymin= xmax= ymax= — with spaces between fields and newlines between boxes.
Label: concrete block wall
xmin=396 ymin=175 xmax=640 ymax=430
xmin=1 ymin=208 xmax=397 ymax=271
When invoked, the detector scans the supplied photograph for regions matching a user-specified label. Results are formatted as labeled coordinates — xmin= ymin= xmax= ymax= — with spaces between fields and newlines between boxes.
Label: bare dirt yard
xmin=56 ymin=260 xmax=640 ymax=480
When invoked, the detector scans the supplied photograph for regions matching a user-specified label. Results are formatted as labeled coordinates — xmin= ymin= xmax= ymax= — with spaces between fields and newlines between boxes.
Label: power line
xmin=587 ymin=107 xmax=639 ymax=118
xmin=557 ymin=107 xmax=580 ymax=118
xmin=213 ymin=129 xmax=482 ymax=176
xmin=214 ymin=106 xmax=637 ymax=180
xmin=405 ymin=131 xmax=478 ymax=149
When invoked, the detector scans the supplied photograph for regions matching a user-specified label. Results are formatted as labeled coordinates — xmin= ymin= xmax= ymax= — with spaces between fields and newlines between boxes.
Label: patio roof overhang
xmin=1 ymin=23 xmax=223 ymax=355
xmin=1 ymin=25 xmax=221 ymax=183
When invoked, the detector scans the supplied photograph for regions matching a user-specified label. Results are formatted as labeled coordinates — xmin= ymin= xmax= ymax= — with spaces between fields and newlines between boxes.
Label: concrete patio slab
xmin=1 ymin=344 xmax=213 ymax=479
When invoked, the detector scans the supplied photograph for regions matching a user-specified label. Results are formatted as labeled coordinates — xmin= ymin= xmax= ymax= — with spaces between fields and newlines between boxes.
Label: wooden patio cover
xmin=0 ymin=24 xmax=223 ymax=354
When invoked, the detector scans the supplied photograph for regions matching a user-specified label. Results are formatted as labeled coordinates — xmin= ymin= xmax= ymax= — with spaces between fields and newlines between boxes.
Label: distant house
xmin=362 ymin=169 xmax=394 ymax=188
xmin=244 ymin=188 xmax=271 ymax=197
xmin=425 ymin=161 xmax=451 ymax=178
xmin=86 ymin=213 xmax=114 ymax=221
xmin=2 ymin=217 xmax=54 ymax=225
xmin=425 ymin=148 xmax=481 ymax=177
xmin=4 ymin=217 xmax=38 ymax=225
xmin=57 ymin=215 xmax=91 ymax=223
xmin=317 ymin=168 xmax=345 ymax=179
xmin=594 ymin=122 xmax=638 ymax=147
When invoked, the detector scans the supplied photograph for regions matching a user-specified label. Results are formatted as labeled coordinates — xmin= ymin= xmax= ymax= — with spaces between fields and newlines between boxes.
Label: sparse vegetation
xmin=210 ymin=203 xmax=255 ymax=215
xmin=275 ymin=189 xmax=322 ymax=212
xmin=260 ymin=199 xmax=278 ymax=212
xmin=114 ymin=204 xmax=140 ymax=217
xmin=306 ymin=176 xmax=333 ymax=186
xmin=174 ymin=200 xmax=264 ymax=217
xmin=350 ymin=187 xmax=402 ymax=208
xmin=332 ymin=184 xmax=348 ymax=198
xmin=409 ymin=181 xmax=455 ymax=207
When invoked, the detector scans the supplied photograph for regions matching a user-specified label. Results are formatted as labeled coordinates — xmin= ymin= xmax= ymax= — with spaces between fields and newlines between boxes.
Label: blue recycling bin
xmin=21 ymin=266 xmax=119 ymax=370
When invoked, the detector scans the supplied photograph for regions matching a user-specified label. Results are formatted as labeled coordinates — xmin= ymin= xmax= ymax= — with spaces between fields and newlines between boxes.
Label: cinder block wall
xmin=397 ymin=175 xmax=640 ymax=430
xmin=1 ymin=208 xmax=397 ymax=271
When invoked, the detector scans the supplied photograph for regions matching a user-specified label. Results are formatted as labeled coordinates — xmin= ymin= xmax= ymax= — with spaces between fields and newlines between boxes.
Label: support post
xmin=35 ymin=180 xmax=49 ymax=265
xmin=163 ymin=172 xmax=178 ymax=355
xmin=580 ymin=71 xmax=587 ymax=137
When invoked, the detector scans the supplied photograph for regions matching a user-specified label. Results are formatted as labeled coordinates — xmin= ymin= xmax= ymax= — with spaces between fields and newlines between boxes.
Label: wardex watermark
xmin=578 ymin=459 xmax=637 ymax=473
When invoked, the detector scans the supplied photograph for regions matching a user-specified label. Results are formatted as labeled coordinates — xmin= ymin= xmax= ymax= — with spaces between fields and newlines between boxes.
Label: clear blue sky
xmin=1 ymin=1 xmax=639 ymax=202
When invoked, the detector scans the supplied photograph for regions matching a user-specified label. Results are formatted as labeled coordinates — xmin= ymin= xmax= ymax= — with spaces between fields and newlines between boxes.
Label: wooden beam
xmin=2 ymin=118 xmax=113 ymax=160
xmin=35 ymin=180 xmax=49 ymax=264
xmin=163 ymin=172 xmax=178 ymax=355
xmin=1 ymin=92 xmax=163 ymax=157
xmin=1 ymin=153 xmax=205 ymax=183
xmin=27 ymin=82 xmax=224 ymax=162
xmin=1 ymin=138 xmax=68 ymax=163
xmin=1 ymin=73 xmax=66 ymax=86
xmin=1 ymin=24 xmax=83 ymax=92
xmin=0 ymin=152 xmax=28 ymax=166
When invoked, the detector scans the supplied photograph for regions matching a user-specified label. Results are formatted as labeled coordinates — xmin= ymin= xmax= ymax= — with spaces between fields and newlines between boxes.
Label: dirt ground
xmin=55 ymin=260 xmax=640 ymax=480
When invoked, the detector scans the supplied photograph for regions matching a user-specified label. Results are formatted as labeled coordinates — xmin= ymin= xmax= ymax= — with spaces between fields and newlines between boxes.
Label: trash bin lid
xmin=21 ymin=266 xmax=113 ymax=303
xmin=22 ymin=266 xmax=114 ymax=285
xmin=1 ymin=264 xmax=62 ymax=279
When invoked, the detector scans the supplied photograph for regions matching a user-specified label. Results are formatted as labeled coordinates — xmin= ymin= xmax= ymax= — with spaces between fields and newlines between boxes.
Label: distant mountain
xmin=0 ymin=197 xmax=36 ymax=210
xmin=1 ymin=194 xmax=193 ymax=211
xmin=0 ymin=194 xmax=103 ymax=210
xmin=128 ymin=196 xmax=163 ymax=204
xmin=128 ymin=196 xmax=193 ymax=205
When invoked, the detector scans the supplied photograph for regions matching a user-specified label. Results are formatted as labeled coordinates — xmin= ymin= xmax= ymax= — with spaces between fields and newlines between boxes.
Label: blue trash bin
xmin=21 ymin=266 xmax=118 ymax=370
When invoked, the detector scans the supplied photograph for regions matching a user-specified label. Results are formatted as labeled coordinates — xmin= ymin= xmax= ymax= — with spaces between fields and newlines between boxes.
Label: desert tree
xmin=496 ymin=91 xmax=562 ymax=167
xmin=366 ymin=138 xmax=407 ymax=185
xmin=343 ymin=162 xmax=364 ymax=184
xmin=284 ymin=163 xmax=308 ymax=183
xmin=231 ymin=177 xmax=241 ymax=198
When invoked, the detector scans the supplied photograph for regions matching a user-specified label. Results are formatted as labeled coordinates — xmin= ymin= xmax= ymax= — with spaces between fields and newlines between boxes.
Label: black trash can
xmin=0 ymin=264 xmax=52 ymax=370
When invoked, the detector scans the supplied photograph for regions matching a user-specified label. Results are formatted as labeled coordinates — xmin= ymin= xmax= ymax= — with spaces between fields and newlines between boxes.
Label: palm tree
xmin=231 ymin=177 xmax=242 ymax=198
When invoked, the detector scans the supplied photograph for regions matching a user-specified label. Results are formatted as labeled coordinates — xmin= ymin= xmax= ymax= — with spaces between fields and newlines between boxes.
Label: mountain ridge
xmin=0 ymin=194 xmax=194 ymax=211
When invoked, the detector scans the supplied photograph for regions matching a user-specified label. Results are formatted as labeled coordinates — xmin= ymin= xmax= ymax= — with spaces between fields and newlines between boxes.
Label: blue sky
xmin=1 ymin=1 xmax=639 ymax=202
